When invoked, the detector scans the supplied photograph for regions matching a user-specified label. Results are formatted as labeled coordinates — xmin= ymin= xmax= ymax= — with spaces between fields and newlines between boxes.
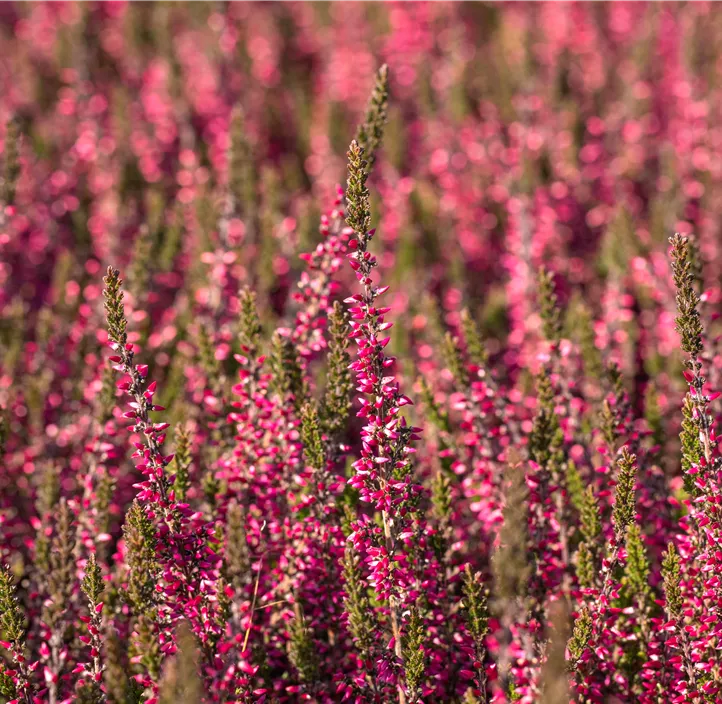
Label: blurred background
xmin=2 ymin=1 xmax=722 ymax=473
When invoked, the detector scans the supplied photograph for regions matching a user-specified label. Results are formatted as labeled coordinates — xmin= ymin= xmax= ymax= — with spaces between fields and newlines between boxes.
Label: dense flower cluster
xmin=4 ymin=3 xmax=722 ymax=703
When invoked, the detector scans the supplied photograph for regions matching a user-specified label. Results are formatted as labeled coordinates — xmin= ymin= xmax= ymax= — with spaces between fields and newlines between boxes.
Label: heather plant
xmin=4 ymin=3 xmax=722 ymax=704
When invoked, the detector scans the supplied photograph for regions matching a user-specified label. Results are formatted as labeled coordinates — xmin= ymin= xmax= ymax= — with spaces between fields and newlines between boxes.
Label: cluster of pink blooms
xmin=4 ymin=3 xmax=722 ymax=703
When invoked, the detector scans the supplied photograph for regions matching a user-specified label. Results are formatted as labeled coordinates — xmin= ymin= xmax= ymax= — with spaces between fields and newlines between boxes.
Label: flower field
xmin=2 ymin=3 xmax=722 ymax=703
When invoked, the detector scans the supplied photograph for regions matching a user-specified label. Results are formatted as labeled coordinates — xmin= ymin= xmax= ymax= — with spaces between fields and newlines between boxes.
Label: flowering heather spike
xmin=540 ymin=601 xmax=571 ymax=704
xmin=443 ymin=332 xmax=470 ymax=389
xmin=2 ymin=117 xmax=20 ymax=206
xmin=402 ymin=606 xmax=426 ymax=703
xmin=300 ymin=402 xmax=324 ymax=472
xmin=537 ymin=267 xmax=562 ymax=344
xmin=321 ymin=301 xmax=353 ymax=441
xmin=460 ymin=308 xmax=488 ymax=370
xmin=288 ymin=604 xmax=319 ymax=686
xmin=103 ymin=267 xmax=127 ymax=351
xmin=171 ymin=425 xmax=192 ymax=502
xmin=354 ymin=64 xmax=389 ymax=172
xmin=612 ymin=447 xmax=637 ymax=542
xmin=346 ymin=124 xmax=428 ymax=703
xmin=461 ymin=565 xmax=489 ymax=702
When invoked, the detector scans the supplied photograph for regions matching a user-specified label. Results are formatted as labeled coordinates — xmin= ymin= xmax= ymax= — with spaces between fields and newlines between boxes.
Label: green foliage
xmin=403 ymin=606 xmax=426 ymax=702
xmin=238 ymin=286 xmax=263 ymax=358
xmin=599 ymin=399 xmax=619 ymax=450
xmin=565 ymin=460 xmax=585 ymax=515
xmin=644 ymin=382 xmax=664 ymax=450
xmin=680 ymin=394 xmax=703 ymax=494
xmin=45 ymin=499 xmax=77 ymax=629
xmin=288 ymin=604 xmax=319 ymax=685
xmin=81 ymin=554 xmax=104 ymax=609
xmin=0 ymin=564 xmax=25 ymax=646
xmin=462 ymin=564 xmax=489 ymax=646
xmin=492 ymin=460 xmax=531 ymax=601
xmin=670 ymin=234 xmax=704 ymax=365
xmin=98 ymin=361 xmax=118 ymax=424
xmin=567 ymin=608 xmax=593 ymax=669
xmin=460 ymin=307 xmax=488 ymax=369
xmin=158 ymin=622 xmax=202 ymax=704
xmin=569 ymin=299 xmax=602 ymax=379
xmin=341 ymin=544 xmax=375 ymax=659
xmin=612 ymin=447 xmax=638 ymax=542
xmin=228 ymin=107 xmax=257 ymax=231
xmin=301 ymin=402 xmax=325 ymax=471
xmin=623 ymin=524 xmax=651 ymax=601
xmin=197 ymin=324 xmax=222 ymax=394
xmin=2 ymin=117 xmax=20 ymax=206
xmin=354 ymin=64 xmax=389 ymax=173
xmin=172 ymin=425 xmax=192 ymax=502
xmin=538 ymin=267 xmax=562 ymax=344
xmin=418 ymin=376 xmax=452 ymax=436
xmin=224 ymin=499 xmax=250 ymax=590
xmin=442 ymin=332 xmax=469 ymax=389
xmin=576 ymin=485 xmax=602 ymax=589
xmin=321 ymin=302 xmax=353 ymax=441
xmin=528 ymin=373 xmax=563 ymax=471
xmin=128 ymin=225 xmax=154 ymax=302
xmin=269 ymin=332 xmax=306 ymax=409
xmin=346 ymin=140 xmax=371 ymax=239
xmin=103 ymin=267 xmax=128 ymax=350
xmin=662 ymin=543 xmax=682 ymax=619
xmin=123 ymin=501 xmax=159 ymax=611
xmin=0 ymin=664 xmax=17 ymax=699
xmin=540 ymin=602 xmax=571 ymax=704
